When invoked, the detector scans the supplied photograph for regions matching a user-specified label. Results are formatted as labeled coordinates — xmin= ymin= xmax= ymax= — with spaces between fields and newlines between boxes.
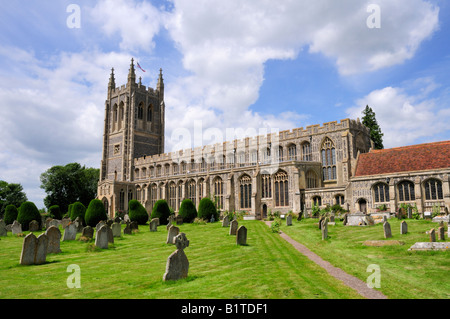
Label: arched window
xmin=288 ymin=144 xmax=297 ymax=161
xmin=198 ymin=178 xmax=204 ymax=204
xmin=150 ymin=184 xmax=157 ymax=209
xmin=278 ymin=146 xmax=284 ymax=162
xmin=119 ymin=189 xmax=125 ymax=211
xmin=147 ymin=104 xmax=153 ymax=122
xmin=168 ymin=182 xmax=177 ymax=210
xmin=306 ymin=170 xmax=318 ymax=189
xmin=214 ymin=177 xmax=224 ymax=209
xmin=165 ymin=163 xmax=170 ymax=176
xmin=423 ymin=179 xmax=443 ymax=200
xmin=136 ymin=186 xmax=142 ymax=202
xmin=137 ymin=103 xmax=144 ymax=120
xmin=177 ymin=181 xmax=183 ymax=210
xmin=373 ymin=183 xmax=390 ymax=203
xmin=200 ymin=158 xmax=207 ymax=172
xmin=113 ymin=104 xmax=118 ymax=131
xmin=156 ymin=165 xmax=162 ymax=177
xmin=398 ymin=181 xmax=415 ymax=202
xmin=263 ymin=147 xmax=271 ymax=164
xmin=172 ymin=163 xmax=179 ymax=175
xmin=181 ymin=161 xmax=187 ymax=174
xmin=312 ymin=196 xmax=322 ymax=207
xmin=302 ymin=142 xmax=311 ymax=161
xmin=274 ymin=170 xmax=289 ymax=207
xmin=187 ymin=180 xmax=196 ymax=205
xmin=240 ymin=175 xmax=252 ymax=209
xmin=321 ymin=137 xmax=336 ymax=181
xmin=128 ymin=189 xmax=133 ymax=203
xmin=261 ymin=174 xmax=272 ymax=198
xmin=335 ymin=194 xmax=345 ymax=206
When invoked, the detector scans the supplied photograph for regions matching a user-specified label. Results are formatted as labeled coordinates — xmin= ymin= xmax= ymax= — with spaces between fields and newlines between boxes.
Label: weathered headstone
xmin=0 ymin=220 xmax=7 ymax=237
xmin=229 ymin=219 xmax=238 ymax=235
xmin=400 ymin=220 xmax=408 ymax=235
xmin=96 ymin=221 xmax=105 ymax=231
xmin=222 ymin=215 xmax=230 ymax=227
xmin=130 ymin=221 xmax=138 ymax=231
xmin=106 ymin=224 xmax=114 ymax=243
xmin=176 ymin=215 xmax=184 ymax=225
xmin=74 ymin=217 xmax=84 ymax=233
xmin=95 ymin=225 xmax=109 ymax=249
xmin=45 ymin=226 xmax=61 ymax=254
xmin=123 ymin=222 xmax=132 ymax=235
xmin=11 ymin=220 xmax=22 ymax=235
xmin=106 ymin=219 xmax=113 ymax=227
xmin=236 ymin=226 xmax=247 ymax=245
xmin=318 ymin=216 xmax=325 ymax=229
xmin=112 ymin=222 xmax=121 ymax=237
xmin=383 ymin=221 xmax=392 ymax=238
xmin=29 ymin=220 xmax=40 ymax=232
xmin=61 ymin=218 xmax=71 ymax=229
xmin=62 ymin=223 xmax=77 ymax=241
xmin=429 ymin=228 xmax=436 ymax=242
xmin=210 ymin=215 xmax=215 ymax=223
xmin=35 ymin=234 xmax=48 ymax=264
xmin=438 ymin=227 xmax=445 ymax=241
xmin=82 ymin=226 xmax=94 ymax=239
xmin=329 ymin=214 xmax=335 ymax=223
xmin=166 ymin=225 xmax=180 ymax=244
xmin=286 ymin=215 xmax=292 ymax=226
xmin=49 ymin=219 xmax=61 ymax=229
xmin=163 ymin=233 xmax=189 ymax=281
xmin=113 ymin=216 xmax=121 ymax=223
xmin=321 ymin=218 xmax=328 ymax=240
xmin=149 ymin=218 xmax=159 ymax=232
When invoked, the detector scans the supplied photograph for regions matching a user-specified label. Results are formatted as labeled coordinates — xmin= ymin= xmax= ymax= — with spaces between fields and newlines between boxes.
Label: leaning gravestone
xmin=342 ymin=213 xmax=348 ymax=226
xmin=20 ymin=233 xmax=48 ymax=265
xmin=149 ymin=218 xmax=159 ymax=232
xmin=222 ymin=215 xmax=230 ymax=227
xmin=45 ymin=226 xmax=61 ymax=254
xmin=166 ymin=225 xmax=180 ymax=244
xmin=112 ymin=222 xmax=121 ymax=237
xmin=383 ymin=221 xmax=392 ymax=238
xmin=62 ymin=223 xmax=77 ymax=241
xmin=82 ymin=226 xmax=94 ymax=239
xmin=400 ymin=221 xmax=408 ymax=234
xmin=229 ymin=220 xmax=238 ymax=235
xmin=429 ymin=228 xmax=436 ymax=242
xmin=163 ymin=232 xmax=190 ymax=281
xmin=236 ymin=226 xmax=247 ymax=245
xmin=286 ymin=215 xmax=292 ymax=226
xmin=95 ymin=225 xmax=109 ymax=249
xmin=0 ymin=220 xmax=7 ymax=237
xmin=29 ymin=220 xmax=40 ymax=232
xmin=11 ymin=220 xmax=22 ymax=235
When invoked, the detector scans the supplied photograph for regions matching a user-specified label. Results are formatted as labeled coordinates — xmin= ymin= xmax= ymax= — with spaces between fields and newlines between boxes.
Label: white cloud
xmin=347 ymin=79 xmax=450 ymax=148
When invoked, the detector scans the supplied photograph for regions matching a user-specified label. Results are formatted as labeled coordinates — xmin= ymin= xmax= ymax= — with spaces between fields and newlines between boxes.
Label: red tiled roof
xmin=354 ymin=140 xmax=450 ymax=177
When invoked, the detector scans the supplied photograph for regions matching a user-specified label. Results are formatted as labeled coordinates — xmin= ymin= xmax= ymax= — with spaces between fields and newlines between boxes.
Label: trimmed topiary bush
xmin=4 ymin=205 xmax=18 ymax=225
xmin=70 ymin=202 xmax=86 ymax=225
xmin=48 ymin=205 xmax=62 ymax=220
xmin=17 ymin=201 xmax=41 ymax=231
xmin=84 ymin=199 xmax=107 ymax=227
xmin=128 ymin=200 xmax=149 ymax=225
xmin=178 ymin=199 xmax=197 ymax=223
xmin=151 ymin=199 xmax=171 ymax=225
xmin=197 ymin=197 xmax=218 ymax=221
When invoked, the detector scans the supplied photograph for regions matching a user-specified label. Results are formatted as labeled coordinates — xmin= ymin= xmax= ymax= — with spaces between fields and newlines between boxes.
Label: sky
xmin=0 ymin=0 xmax=449 ymax=209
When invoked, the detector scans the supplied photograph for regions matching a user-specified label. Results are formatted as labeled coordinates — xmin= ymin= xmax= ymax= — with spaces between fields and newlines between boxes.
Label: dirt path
xmin=265 ymin=221 xmax=388 ymax=299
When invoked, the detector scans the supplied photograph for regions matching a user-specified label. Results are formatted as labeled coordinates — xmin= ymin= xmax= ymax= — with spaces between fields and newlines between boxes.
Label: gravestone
xmin=61 ymin=218 xmax=71 ymax=229
xmin=106 ymin=224 xmax=114 ymax=243
xmin=0 ymin=220 xmax=7 ymax=237
xmin=96 ymin=221 xmax=105 ymax=231
xmin=400 ymin=221 xmax=408 ymax=235
xmin=20 ymin=233 xmax=48 ymax=265
xmin=408 ymin=242 xmax=450 ymax=251
xmin=130 ymin=221 xmax=138 ymax=231
xmin=438 ymin=227 xmax=445 ymax=241
xmin=62 ymin=223 xmax=77 ymax=241
xmin=407 ymin=207 xmax=413 ymax=219
xmin=149 ymin=218 xmax=159 ymax=232
xmin=286 ymin=215 xmax=292 ymax=226
xmin=424 ymin=211 xmax=432 ymax=220
xmin=106 ymin=219 xmax=113 ymax=227
xmin=297 ymin=211 xmax=303 ymax=221
xmin=167 ymin=225 xmax=180 ymax=244
xmin=229 ymin=220 xmax=238 ymax=235
xmin=222 ymin=215 xmax=230 ymax=227
xmin=11 ymin=220 xmax=22 ymax=235
xmin=321 ymin=218 xmax=328 ymax=240
xmin=29 ymin=220 xmax=40 ymax=232
xmin=113 ymin=216 xmax=121 ymax=223
xmin=176 ymin=215 xmax=183 ymax=225
xmin=210 ymin=215 xmax=215 ymax=223
xmin=82 ymin=226 xmax=94 ymax=239
xmin=112 ymin=222 xmax=121 ymax=237
xmin=48 ymin=219 xmax=61 ymax=229
xmin=318 ymin=216 xmax=325 ymax=229
xmin=429 ymin=228 xmax=436 ymax=242
xmin=163 ymin=233 xmax=190 ymax=281
xmin=123 ymin=222 xmax=132 ymax=235
xmin=342 ymin=213 xmax=348 ymax=226
xmin=74 ymin=217 xmax=84 ymax=233
xmin=236 ymin=226 xmax=247 ymax=245
xmin=123 ymin=214 xmax=130 ymax=223
xmin=95 ymin=225 xmax=109 ymax=249
xmin=45 ymin=226 xmax=61 ymax=254
xmin=329 ymin=214 xmax=335 ymax=223
xmin=383 ymin=221 xmax=392 ymax=238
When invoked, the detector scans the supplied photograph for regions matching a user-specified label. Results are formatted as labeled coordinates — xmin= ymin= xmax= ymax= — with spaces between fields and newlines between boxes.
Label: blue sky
xmin=0 ymin=0 xmax=449 ymax=208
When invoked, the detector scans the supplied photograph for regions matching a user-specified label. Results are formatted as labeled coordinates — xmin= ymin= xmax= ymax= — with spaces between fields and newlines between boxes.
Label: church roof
xmin=354 ymin=140 xmax=450 ymax=177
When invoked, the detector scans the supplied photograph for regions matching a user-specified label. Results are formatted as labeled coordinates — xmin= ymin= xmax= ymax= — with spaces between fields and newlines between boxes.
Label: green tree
xmin=362 ymin=105 xmax=384 ymax=149
xmin=178 ymin=199 xmax=197 ymax=223
xmin=128 ymin=200 xmax=149 ymax=225
xmin=151 ymin=200 xmax=171 ymax=225
xmin=40 ymin=163 xmax=99 ymax=214
xmin=84 ymin=199 xmax=107 ymax=227
xmin=197 ymin=197 xmax=218 ymax=221
xmin=0 ymin=180 xmax=28 ymax=219
xmin=17 ymin=201 xmax=41 ymax=231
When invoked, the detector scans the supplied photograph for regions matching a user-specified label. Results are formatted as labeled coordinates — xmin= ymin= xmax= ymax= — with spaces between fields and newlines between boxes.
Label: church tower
xmin=98 ymin=59 xmax=165 ymax=215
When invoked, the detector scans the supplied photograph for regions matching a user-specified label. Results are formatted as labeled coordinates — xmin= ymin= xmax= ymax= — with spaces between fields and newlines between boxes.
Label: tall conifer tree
xmin=362 ymin=105 xmax=384 ymax=149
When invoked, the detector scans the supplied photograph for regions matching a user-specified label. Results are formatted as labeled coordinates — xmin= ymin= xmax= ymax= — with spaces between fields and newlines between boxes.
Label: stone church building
xmin=97 ymin=60 xmax=450 ymax=219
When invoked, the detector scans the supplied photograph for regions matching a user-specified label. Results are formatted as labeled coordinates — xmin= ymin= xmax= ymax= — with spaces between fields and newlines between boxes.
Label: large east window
xmin=321 ymin=137 xmax=336 ymax=181
xmin=274 ymin=170 xmax=289 ymax=207
xmin=240 ymin=175 xmax=252 ymax=209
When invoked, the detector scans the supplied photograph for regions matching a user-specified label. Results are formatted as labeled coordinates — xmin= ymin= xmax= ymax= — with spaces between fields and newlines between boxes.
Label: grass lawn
xmin=280 ymin=217 xmax=449 ymax=299
xmin=0 ymin=220 xmax=362 ymax=299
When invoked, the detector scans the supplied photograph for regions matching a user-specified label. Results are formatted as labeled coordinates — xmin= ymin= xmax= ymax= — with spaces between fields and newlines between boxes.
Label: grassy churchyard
xmin=0 ymin=218 xmax=448 ymax=299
